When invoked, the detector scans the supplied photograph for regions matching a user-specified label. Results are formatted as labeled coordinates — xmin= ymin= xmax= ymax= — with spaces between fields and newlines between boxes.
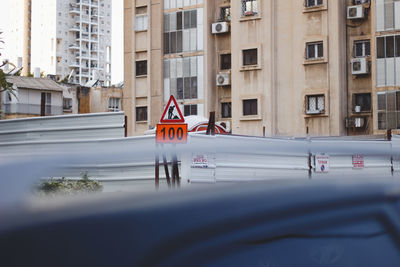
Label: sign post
xmin=155 ymin=95 xmax=187 ymax=188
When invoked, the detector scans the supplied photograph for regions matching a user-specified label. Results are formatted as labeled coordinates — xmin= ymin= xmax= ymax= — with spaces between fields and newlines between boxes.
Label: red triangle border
xmin=160 ymin=95 xmax=185 ymax=123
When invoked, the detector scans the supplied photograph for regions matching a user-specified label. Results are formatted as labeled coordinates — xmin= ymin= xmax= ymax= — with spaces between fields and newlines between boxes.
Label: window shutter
xmin=396 ymin=57 xmax=400 ymax=86
xmin=376 ymin=59 xmax=386 ymax=86
xmin=386 ymin=58 xmax=395 ymax=86
xmin=395 ymin=1 xmax=400 ymax=29
xmin=376 ymin=0 xmax=385 ymax=31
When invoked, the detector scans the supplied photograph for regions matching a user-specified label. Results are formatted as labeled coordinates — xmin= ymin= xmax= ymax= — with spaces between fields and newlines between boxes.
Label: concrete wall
xmin=90 ymin=86 xmax=123 ymax=113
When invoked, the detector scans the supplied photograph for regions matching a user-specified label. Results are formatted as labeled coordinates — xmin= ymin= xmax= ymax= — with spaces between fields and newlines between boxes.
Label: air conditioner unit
xmin=216 ymin=73 xmax=231 ymax=86
xmin=354 ymin=117 xmax=365 ymax=128
xmin=354 ymin=105 xmax=361 ymax=113
xmin=347 ymin=5 xmax=364 ymax=19
xmin=351 ymin=57 xmax=369 ymax=75
xmin=211 ymin=22 xmax=229 ymax=34
xmin=218 ymin=121 xmax=231 ymax=132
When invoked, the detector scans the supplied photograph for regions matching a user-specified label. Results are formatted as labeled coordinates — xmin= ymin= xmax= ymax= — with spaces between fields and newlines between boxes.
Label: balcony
xmin=69 ymin=25 xmax=80 ymax=32
xmin=81 ymin=70 xmax=90 ymax=76
xmin=78 ymin=0 xmax=90 ymax=6
xmin=69 ymin=7 xmax=80 ymax=14
xmin=68 ymin=44 xmax=80 ymax=50
xmin=69 ymin=61 xmax=80 ymax=68
xmin=91 ymin=29 xmax=98 ymax=36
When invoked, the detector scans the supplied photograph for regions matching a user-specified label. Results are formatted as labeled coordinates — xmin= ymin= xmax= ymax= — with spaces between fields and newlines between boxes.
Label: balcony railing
xmin=69 ymin=25 xmax=80 ymax=32
xmin=69 ymin=7 xmax=80 ymax=13
xmin=69 ymin=44 xmax=80 ymax=50
xmin=69 ymin=61 xmax=80 ymax=68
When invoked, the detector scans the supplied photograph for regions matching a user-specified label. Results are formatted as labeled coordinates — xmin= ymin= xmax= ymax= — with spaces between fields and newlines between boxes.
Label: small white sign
xmin=315 ymin=154 xmax=330 ymax=173
xmin=192 ymin=154 xmax=209 ymax=168
xmin=352 ymin=154 xmax=364 ymax=169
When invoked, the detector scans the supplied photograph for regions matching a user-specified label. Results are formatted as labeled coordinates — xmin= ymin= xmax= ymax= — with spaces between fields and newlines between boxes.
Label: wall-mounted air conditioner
xmin=354 ymin=117 xmax=365 ymax=128
xmin=351 ymin=57 xmax=369 ymax=75
xmin=211 ymin=22 xmax=229 ymax=34
xmin=218 ymin=121 xmax=231 ymax=132
xmin=354 ymin=105 xmax=361 ymax=113
xmin=347 ymin=5 xmax=364 ymax=19
xmin=345 ymin=117 xmax=365 ymax=128
xmin=216 ymin=73 xmax=231 ymax=86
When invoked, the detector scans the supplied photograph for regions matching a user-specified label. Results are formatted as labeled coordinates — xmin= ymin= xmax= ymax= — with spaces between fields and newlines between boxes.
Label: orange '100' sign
xmin=156 ymin=124 xmax=188 ymax=144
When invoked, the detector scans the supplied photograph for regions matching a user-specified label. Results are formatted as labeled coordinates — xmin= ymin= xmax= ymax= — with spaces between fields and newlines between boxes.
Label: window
xmin=306 ymin=42 xmax=323 ymax=60
xmin=136 ymin=106 xmax=148 ymax=121
xmin=164 ymin=9 xmax=199 ymax=55
xmin=220 ymin=54 xmax=231 ymax=70
xmin=306 ymin=95 xmax=325 ymax=114
xmin=63 ymin=98 xmax=72 ymax=110
xmin=377 ymin=91 xmax=400 ymax=130
xmin=40 ymin=92 xmax=51 ymax=116
xmin=164 ymin=56 xmax=201 ymax=101
xmin=241 ymin=0 xmax=258 ymax=16
xmin=108 ymin=97 xmax=120 ymax=112
xmin=306 ymin=0 xmax=323 ymax=7
xmin=136 ymin=6 xmax=147 ymax=15
xmin=135 ymin=15 xmax=148 ymax=31
xmin=164 ymin=0 xmax=204 ymax=10
xmin=243 ymin=49 xmax=258 ymax=66
xmin=136 ymin=60 xmax=147 ymax=76
xmin=376 ymin=35 xmax=400 ymax=86
xmin=354 ymin=40 xmax=371 ymax=57
xmin=243 ymin=99 xmax=257 ymax=116
xmin=184 ymin=104 xmax=197 ymax=116
xmin=354 ymin=93 xmax=371 ymax=112
xmin=219 ymin=6 xmax=231 ymax=22
xmin=222 ymin=102 xmax=232 ymax=118
xmin=376 ymin=0 xmax=400 ymax=31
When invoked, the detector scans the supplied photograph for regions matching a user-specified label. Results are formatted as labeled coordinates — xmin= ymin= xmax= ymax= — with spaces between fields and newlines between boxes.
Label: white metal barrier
xmin=1 ymin=133 xmax=399 ymax=192
xmin=0 ymin=112 xmax=125 ymax=143
xmin=309 ymin=139 xmax=394 ymax=179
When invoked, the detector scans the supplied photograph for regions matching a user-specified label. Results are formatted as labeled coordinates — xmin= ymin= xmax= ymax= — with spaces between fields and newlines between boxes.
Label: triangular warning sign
xmin=160 ymin=95 xmax=185 ymax=123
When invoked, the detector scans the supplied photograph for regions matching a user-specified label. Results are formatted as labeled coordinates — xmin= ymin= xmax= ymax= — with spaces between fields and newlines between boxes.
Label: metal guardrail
xmin=0 ymin=112 xmax=125 ymax=143
xmin=0 ymin=132 xmax=399 ymax=192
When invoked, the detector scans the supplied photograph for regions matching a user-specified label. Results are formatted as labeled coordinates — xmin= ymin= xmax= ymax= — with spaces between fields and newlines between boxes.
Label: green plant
xmin=37 ymin=173 xmax=103 ymax=196
xmin=60 ymin=75 xmax=69 ymax=84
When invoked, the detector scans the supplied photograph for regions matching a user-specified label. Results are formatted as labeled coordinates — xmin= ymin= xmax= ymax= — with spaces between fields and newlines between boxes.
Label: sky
xmin=0 ymin=0 xmax=124 ymax=85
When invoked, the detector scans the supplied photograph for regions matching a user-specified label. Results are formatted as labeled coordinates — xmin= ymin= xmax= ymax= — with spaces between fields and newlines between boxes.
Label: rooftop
xmin=5 ymin=76 xmax=64 ymax=92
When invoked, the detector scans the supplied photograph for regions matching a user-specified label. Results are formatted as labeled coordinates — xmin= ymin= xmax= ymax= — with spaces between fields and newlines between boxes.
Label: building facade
xmin=5 ymin=0 xmax=112 ymax=86
xmin=6 ymin=0 xmax=32 ymax=76
xmin=124 ymin=0 xmax=400 ymax=137
xmin=1 ymin=76 xmax=64 ymax=119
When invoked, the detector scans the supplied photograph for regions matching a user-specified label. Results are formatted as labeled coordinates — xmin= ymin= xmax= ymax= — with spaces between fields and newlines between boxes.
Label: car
xmin=1 ymin=178 xmax=400 ymax=266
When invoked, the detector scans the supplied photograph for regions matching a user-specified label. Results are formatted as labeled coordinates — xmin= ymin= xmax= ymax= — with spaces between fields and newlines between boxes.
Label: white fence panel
xmin=311 ymin=139 xmax=393 ymax=179
xmin=188 ymin=135 xmax=310 ymax=183
xmin=186 ymin=134 xmax=216 ymax=183
xmin=1 ymin=133 xmax=400 ymax=192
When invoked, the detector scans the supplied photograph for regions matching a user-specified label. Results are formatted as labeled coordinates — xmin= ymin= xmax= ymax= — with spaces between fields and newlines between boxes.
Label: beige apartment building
xmin=124 ymin=0 xmax=400 ymax=137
